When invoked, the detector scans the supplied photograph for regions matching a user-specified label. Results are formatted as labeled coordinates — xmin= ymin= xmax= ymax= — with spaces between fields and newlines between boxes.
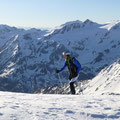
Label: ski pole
xmin=57 ymin=73 xmax=62 ymax=86
xmin=79 ymin=82 xmax=84 ymax=95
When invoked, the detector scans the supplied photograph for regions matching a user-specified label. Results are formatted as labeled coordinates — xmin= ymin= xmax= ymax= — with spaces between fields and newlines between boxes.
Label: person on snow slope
xmin=56 ymin=52 xmax=81 ymax=94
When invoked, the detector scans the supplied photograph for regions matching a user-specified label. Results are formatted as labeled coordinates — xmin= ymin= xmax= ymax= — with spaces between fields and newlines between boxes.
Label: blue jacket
xmin=59 ymin=58 xmax=81 ymax=74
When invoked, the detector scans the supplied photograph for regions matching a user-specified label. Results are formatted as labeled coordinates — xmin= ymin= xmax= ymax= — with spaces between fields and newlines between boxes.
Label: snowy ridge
xmin=61 ymin=20 xmax=83 ymax=27
xmin=83 ymin=59 xmax=120 ymax=95
xmin=44 ymin=20 xmax=83 ymax=38
xmin=101 ymin=20 xmax=120 ymax=30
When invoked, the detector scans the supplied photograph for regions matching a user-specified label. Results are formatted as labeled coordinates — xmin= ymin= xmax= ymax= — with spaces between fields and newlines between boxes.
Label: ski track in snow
xmin=0 ymin=92 xmax=120 ymax=120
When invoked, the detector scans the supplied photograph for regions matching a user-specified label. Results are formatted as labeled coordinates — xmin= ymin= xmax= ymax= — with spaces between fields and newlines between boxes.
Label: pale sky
xmin=0 ymin=0 xmax=120 ymax=28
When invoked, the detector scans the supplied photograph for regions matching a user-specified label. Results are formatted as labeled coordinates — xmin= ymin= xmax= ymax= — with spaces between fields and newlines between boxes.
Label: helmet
xmin=62 ymin=52 xmax=71 ymax=56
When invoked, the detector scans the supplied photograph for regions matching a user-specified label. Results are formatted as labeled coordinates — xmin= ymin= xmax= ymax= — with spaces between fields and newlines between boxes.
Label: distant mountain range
xmin=0 ymin=19 xmax=120 ymax=93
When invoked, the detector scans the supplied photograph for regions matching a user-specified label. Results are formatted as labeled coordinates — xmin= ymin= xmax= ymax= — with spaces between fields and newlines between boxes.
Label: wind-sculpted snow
xmin=0 ymin=91 xmax=120 ymax=120
xmin=0 ymin=19 xmax=120 ymax=93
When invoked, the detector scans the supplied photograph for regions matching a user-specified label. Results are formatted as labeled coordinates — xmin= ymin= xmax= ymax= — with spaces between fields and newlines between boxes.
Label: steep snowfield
xmin=83 ymin=59 xmax=120 ymax=95
xmin=0 ymin=91 xmax=120 ymax=120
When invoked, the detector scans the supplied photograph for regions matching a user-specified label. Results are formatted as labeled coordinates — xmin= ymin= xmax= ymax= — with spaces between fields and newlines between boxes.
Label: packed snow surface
xmin=0 ymin=91 xmax=120 ymax=120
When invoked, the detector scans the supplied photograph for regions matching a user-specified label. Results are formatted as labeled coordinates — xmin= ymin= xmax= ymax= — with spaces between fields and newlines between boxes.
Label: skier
xmin=56 ymin=52 xmax=81 ymax=94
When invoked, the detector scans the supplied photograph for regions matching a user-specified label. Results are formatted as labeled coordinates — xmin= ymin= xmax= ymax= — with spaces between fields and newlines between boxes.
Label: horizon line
xmin=0 ymin=19 xmax=119 ymax=30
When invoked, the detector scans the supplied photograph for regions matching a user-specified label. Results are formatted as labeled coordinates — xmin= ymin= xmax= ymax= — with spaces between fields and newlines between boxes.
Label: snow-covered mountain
xmin=0 ymin=19 xmax=120 ymax=93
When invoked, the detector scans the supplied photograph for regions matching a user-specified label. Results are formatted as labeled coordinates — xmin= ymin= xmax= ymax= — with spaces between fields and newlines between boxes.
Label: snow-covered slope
xmin=0 ymin=19 xmax=120 ymax=93
xmin=83 ymin=59 xmax=120 ymax=95
xmin=0 ymin=91 xmax=120 ymax=120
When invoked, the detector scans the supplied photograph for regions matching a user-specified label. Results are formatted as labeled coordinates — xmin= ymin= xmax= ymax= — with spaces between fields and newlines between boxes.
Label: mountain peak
xmin=45 ymin=20 xmax=83 ymax=37
xmin=0 ymin=24 xmax=17 ymax=32
xmin=61 ymin=20 xmax=83 ymax=27
xmin=83 ymin=19 xmax=98 ymax=25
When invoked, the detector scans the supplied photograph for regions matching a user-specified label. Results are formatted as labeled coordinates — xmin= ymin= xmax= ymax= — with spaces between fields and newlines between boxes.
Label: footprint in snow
xmin=0 ymin=113 xmax=3 ymax=116
xmin=43 ymin=112 xmax=49 ymax=115
xmin=10 ymin=106 xmax=19 ymax=109
xmin=48 ymin=108 xmax=64 ymax=112
xmin=85 ymin=105 xmax=92 ymax=108
xmin=88 ymin=102 xmax=95 ymax=104
xmin=0 ymin=106 xmax=6 ymax=109
xmin=104 ymin=107 xmax=112 ymax=110
xmin=116 ymin=112 xmax=120 ymax=115
xmin=108 ymin=114 xmax=120 ymax=119
xmin=91 ymin=114 xmax=107 ymax=119
xmin=65 ymin=110 xmax=75 ymax=114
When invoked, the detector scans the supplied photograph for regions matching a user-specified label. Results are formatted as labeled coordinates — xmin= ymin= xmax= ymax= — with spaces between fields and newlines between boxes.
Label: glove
xmin=56 ymin=69 xmax=60 ymax=73
xmin=69 ymin=75 xmax=72 ymax=80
